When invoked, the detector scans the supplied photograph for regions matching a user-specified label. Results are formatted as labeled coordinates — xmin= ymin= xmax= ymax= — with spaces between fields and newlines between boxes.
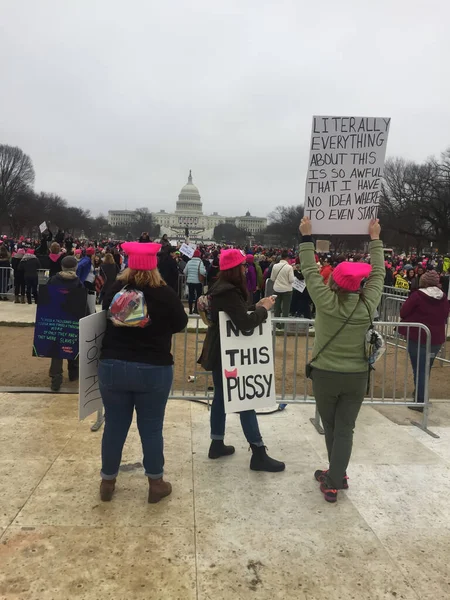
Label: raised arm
xmin=361 ymin=220 xmax=384 ymax=314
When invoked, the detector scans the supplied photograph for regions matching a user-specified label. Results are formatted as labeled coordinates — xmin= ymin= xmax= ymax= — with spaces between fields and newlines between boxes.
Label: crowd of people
xmin=1 ymin=224 xmax=449 ymax=504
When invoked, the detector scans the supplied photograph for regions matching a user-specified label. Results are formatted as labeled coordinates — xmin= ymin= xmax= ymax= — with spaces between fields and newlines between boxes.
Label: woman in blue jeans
xmin=99 ymin=242 xmax=188 ymax=503
xmin=199 ymin=248 xmax=285 ymax=472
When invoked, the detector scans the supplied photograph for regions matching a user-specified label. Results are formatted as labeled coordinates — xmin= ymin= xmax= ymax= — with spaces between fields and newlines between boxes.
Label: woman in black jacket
xmin=199 ymin=249 xmax=285 ymax=472
xmin=99 ymin=242 xmax=188 ymax=503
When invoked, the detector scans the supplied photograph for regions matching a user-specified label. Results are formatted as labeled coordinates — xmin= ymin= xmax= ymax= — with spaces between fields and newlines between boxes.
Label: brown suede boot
xmin=100 ymin=478 xmax=116 ymax=502
xmin=148 ymin=477 xmax=172 ymax=504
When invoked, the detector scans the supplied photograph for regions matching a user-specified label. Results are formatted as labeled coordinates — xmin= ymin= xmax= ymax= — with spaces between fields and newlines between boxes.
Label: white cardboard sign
xmin=292 ymin=279 xmax=306 ymax=293
xmin=219 ymin=311 xmax=276 ymax=414
xmin=78 ymin=310 xmax=107 ymax=420
xmin=180 ymin=243 xmax=195 ymax=258
xmin=39 ymin=221 xmax=47 ymax=233
xmin=305 ymin=116 xmax=391 ymax=235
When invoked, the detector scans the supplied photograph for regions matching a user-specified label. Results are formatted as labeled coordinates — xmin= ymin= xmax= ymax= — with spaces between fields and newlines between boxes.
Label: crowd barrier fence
xmin=0 ymin=267 xmax=49 ymax=299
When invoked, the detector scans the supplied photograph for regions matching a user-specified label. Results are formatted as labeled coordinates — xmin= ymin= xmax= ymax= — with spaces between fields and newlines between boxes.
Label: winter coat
xmin=48 ymin=271 xmax=84 ymax=289
xmin=48 ymin=253 xmax=63 ymax=277
xmin=320 ymin=264 xmax=333 ymax=285
xmin=399 ymin=287 xmax=450 ymax=345
xmin=246 ymin=263 xmax=257 ymax=293
xmin=19 ymin=254 xmax=41 ymax=278
xmin=157 ymin=254 xmax=179 ymax=292
xmin=185 ymin=257 xmax=206 ymax=284
xmin=198 ymin=279 xmax=268 ymax=372
xmin=76 ymin=256 xmax=93 ymax=284
xmin=99 ymin=263 xmax=120 ymax=296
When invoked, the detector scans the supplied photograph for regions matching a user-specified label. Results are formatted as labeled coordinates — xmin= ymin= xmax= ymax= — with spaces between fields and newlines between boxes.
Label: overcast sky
xmin=1 ymin=0 xmax=449 ymax=219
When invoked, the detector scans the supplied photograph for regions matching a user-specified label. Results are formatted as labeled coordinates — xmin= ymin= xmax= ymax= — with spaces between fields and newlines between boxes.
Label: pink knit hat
xmin=332 ymin=262 xmax=372 ymax=292
xmin=85 ymin=247 xmax=96 ymax=256
xmin=26 ymin=248 xmax=35 ymax=255
xmin=220 ymin=249 xmax=245 ymax=271
xmin=122 ymin=242 xmax=161 ymax=271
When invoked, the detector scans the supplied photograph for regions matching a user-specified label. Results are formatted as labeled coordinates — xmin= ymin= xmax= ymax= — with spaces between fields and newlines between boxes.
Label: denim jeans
xmin=210 ymin=367 xmax=263 ymax=446
xmin=25 ymin=276 xmax=38 ymax=303
xmin=99 ymin=359 xmax=173 ymax=480
xmin=408 ymin=342 xmax=441 ymax=403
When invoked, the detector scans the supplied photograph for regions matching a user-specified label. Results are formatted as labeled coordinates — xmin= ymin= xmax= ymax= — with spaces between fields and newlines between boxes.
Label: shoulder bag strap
xmin=310 ymin=297 xmax=361 ymax=365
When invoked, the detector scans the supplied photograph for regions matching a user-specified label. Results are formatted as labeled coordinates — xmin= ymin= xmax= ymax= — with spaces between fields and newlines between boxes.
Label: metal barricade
xmin=165 ymin=315 xmax=437 ymax=437
xmin=0 ymin=267 xmax=14 ymax=299
xmin=178 ymin=273 xmax=187 ymax=299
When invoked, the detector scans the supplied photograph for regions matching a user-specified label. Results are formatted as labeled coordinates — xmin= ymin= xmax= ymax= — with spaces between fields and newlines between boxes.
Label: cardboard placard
xmin=292 ymin=279 xmax=306 ymax=293
xmin=33 ymin=285 xmax=87 ymax=359
xmin=39 ymin=221 xmax=47 ymax=233
xmin=78 ymin=310 xmax=107 ymax=420
xmin=316 ymin=240 xmax=330 ymax=253
xmin=305 ymin=116 xmax=391 ymax=235
xmin=180 ymin=243 xmax=196 ymax=259
xmin=219 ymin=312 xmax=276 ymax=414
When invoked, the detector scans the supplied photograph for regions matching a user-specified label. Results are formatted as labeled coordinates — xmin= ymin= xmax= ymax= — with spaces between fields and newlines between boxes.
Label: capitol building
xmin=108 ymin=171 xmax=267 ymax=241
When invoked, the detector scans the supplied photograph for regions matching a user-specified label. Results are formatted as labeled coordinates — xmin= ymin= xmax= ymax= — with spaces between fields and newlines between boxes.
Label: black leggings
xmin=188 ymin=283 xmax=203 ymax=313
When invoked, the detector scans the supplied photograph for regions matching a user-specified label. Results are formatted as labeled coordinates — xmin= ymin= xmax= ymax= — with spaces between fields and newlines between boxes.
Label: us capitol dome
xmin=150 ymin=171 xmax=267 ymax=241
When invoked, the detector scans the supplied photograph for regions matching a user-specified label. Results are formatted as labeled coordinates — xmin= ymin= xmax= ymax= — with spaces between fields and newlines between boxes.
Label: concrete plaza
xmin=1 ymin=392 xmax=450 ymax=599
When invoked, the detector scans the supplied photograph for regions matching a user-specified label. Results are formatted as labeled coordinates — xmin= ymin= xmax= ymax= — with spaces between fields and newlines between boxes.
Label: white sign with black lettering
xmin=305 ymin=116 xmax=391 ymax=235
xmin=78 ymin=310 xmax=107 ymax=420
xmin=219 ymin=312 xmax=276 ymax=414
xmin=292 ymin=279 xmax=306 ymax=293
xmin=180 ymin=243 xmax=195 ymax=259
xmin=39 ymin=221 xmax=47 ymax=233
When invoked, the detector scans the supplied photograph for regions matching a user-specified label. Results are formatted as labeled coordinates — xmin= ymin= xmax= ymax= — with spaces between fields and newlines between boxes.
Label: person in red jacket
xmin=399 ymin=270 xmax=449 ymax=412
xmin=320 ymin=258 xmax=333 ymax=285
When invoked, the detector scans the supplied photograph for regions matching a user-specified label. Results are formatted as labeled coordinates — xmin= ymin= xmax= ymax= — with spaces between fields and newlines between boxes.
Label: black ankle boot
xmin=250 ymin=444 xmax=285 ymax=472
xmin=208 ymin=440 xmax=236 ymax=459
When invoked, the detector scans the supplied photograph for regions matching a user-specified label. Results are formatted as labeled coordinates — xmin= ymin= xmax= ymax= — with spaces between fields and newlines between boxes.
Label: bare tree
xmin=0 ymin=145 xmax=35 ymax=222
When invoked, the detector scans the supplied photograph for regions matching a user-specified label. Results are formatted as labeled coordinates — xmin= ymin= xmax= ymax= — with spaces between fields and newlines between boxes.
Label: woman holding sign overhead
xmin=199 ymin=248 xmax=285 ymax=473
xmin=299 ymin=217 xmax=384 ymax=503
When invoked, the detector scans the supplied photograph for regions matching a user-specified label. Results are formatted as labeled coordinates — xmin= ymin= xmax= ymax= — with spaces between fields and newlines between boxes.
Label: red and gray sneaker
xmin=314 ymin=469 xmax=349 ymax=490
xmin=320 ymin=482 xmax=337 ymax=503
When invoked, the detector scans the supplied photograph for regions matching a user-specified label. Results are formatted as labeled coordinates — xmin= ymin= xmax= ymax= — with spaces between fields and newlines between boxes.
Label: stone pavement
xmin=1 ymin=393 xmax=450 ymax=599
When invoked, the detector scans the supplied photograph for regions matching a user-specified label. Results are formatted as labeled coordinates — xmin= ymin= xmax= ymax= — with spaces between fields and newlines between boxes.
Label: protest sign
xmin=78 ymin=310 xmax=107 ymax=420
xmin=316 ymin=240 xmax=330 ymax=253
xmin=219 ymin=312 xmax=276 ymax=414
xmin=39 ymin=221 xmax=47 ymax=233
xmin=33 ymin=285 xmax=87 ymax=359
xmin=180 ymin=243 xmax=195 ymax=258
xmin=394 ymin=275 xmax=409 ymax=290
xmin=292 ymin=279 xmax=306 ymax=293
xmin=305 ymin=116 xmax=391 ymax=235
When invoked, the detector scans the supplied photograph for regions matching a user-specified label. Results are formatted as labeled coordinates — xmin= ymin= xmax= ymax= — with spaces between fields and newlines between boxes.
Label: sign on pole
xmin=180 ymin=243 xmax=196 ymax=259
xmin=305 ymin=116 xmax=391 ymax=235
xmin=33 ymin=286 xmax=87 ymax=359
xmin=39 ymin=221 xmax=47 ymax=234
xmin=79 ymin=310 xmax=107 ymax=420
xmin=219 ymin=312 xmax=276 ymax=414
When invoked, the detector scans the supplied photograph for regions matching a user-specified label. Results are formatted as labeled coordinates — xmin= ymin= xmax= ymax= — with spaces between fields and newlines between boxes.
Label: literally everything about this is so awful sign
xmin=305 ymin=116 xmax=391 ymax=235
xmin=79 ymin=310 xmax=107 ymax=420
xmin=33 ymin=285 xmax=88 ymax=360
xmin=219 ymin=312 xmax=276 ymax=414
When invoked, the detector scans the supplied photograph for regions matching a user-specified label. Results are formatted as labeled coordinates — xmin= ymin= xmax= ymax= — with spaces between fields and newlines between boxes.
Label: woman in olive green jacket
xmin=299 ymin=217 xmax=384 ymax=503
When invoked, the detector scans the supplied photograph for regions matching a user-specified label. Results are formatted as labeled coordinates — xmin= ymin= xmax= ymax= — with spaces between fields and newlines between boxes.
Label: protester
xmin=48 ymin=242 xmax=64 ymax=277
xmin=207 ymin=256 xmax=220 ymax=286
xmin=184 ymin=249 xmax=206 ymax=314
xmin=245 ymin=254 xmax=258 ymax=304
xmin=198 ymin=248 xmax=285 ymax=472
xmin=11 ymin=248 xmax=26 ymax=303
xmin=99 ymin=253 xmax=120 ymax=300
xmin=0 ymin=246 xmax=11 ymax=300
xmin=270 ymin=250 xmax=295 ymax=325
xmin=157 ymin=245 xmax=179 ymax=293
xmin=399 ymin=270 xmax=449 ymax=412
xmin=76 ymin=247 xmax=96 ymax=288
xmin=47 ymin=256 xmax=85 ymax=391
xmin=299 ymin=217 xmax=384 ymax=503
xmin=98 ymin=242 xmax=188 ymax=503
xmin=410 ymin=264 xmax=425 ymax=292
xmin=320 ymin=257 xmax=333 ymax=285
xmin=19 ymin=249 xmax=42 ymax=304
